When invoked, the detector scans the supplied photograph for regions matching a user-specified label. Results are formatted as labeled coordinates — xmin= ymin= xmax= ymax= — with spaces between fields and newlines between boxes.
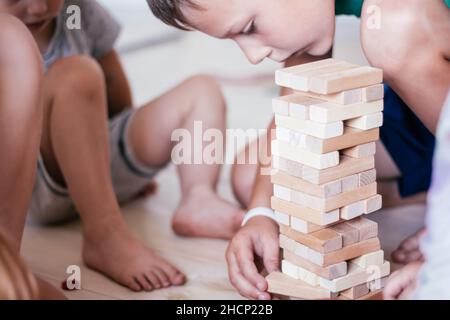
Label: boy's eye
xmin=241 ymin=20 xmax=256 ymax=35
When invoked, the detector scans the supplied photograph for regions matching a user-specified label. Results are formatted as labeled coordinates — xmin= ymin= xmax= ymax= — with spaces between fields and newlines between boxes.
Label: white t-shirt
xmin=43 ymin=0 xmax=121 ymax=70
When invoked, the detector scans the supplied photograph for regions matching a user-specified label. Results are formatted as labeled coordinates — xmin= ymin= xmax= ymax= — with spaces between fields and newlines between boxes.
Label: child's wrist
xmin=241 ymin=207 xmax=276 ymax=227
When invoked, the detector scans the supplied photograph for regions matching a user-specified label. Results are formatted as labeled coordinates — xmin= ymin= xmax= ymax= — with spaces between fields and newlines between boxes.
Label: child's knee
xmin=47 ymin=55 xmax=106 ymax=99
xmin=0 ymin=15 xmax=43 ymax=80
xmin=187 ymin=74 xmax=226 ymax=113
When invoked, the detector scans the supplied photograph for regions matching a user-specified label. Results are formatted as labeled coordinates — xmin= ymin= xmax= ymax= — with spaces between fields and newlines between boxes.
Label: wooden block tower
xmin=267 ymin=59 xmax=389 ymax=300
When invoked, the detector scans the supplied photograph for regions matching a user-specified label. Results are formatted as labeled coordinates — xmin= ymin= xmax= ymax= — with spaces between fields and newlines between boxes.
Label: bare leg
xmin=128 ymin=75 xmax=244 ymax=239
xmin=41 ymin=56 xmax=184 ymax=292
xmin=0 ymin=15 xmax=43 ymax=251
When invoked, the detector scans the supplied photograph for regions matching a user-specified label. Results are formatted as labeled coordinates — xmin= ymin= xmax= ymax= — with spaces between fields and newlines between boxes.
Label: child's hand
xmin=384 ymin=261 xmax=423 ymax=300
xmin=225 ymin=216 xmax=280 ymax=300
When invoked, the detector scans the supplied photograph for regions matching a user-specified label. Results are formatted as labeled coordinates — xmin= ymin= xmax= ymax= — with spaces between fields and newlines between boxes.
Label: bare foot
xmin=83 ymin=227 xmax=186 ymax=292
xmin=391 ymin=228 xmax=426 ymax=264
xmin=172 ymin=186 xmax=245 ymax=240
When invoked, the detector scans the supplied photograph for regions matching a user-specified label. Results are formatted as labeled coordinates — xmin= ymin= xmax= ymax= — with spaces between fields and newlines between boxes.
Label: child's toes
xmin=127 ymin=277 xmax=143 ymax=292
xmin=146 ymin=271 xmax=162 ymax=289
xmin=404 ymin=251 xmax=423 ymax=263
xmin=391 ymin=249 xmax=408 ymax=263
xmin=160 ymin=262 xmax=186 ymax=285
xmin=153 ymin=268 xmax=171 ymax=287
xmin=137 ymin=274 xmax=154 ymax=292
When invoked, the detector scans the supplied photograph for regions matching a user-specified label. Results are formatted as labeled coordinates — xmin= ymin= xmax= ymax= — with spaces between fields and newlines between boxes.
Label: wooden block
xmin=291 ymin=216 xmax=326 ymax=234
xmin=273 ymin=184 xmax=291 ymax=201
xmin=359 ymin=169 xmax=377 ymax=187
xmin=266 ymin=272 xmax=334 ymax=300
xmin=342 ymin=142 xmax=376 ymax=159
xmin=272 ymin=197 xmax=340 ymax=226
xmin=330 ymin=223 xmax=360 ymax=247
xmin=275 ymin=58 xmax=339 ymax=89
xmin=280 ymin=224 xmax=342 ymax=253
xmin=275 ymin=114 xmax=344 ymax=139
xmin=272 ymin=156 xmax=303 ymax=178
xmin=272 ymin=94 xmax=323 ymax=120
xmin=301 ymin=127 xmax=379 ymax=154
xmin=351 ymin=250 xmax=384 ymax=269
xmin=341 ymin=174 xmax=359 ymax=193
xmin=284 ymin=249 xmax=347 ymax=280
xmin=309 ymin=66 xmax=383 ymax=95
xmin=272 ymin=140 xmax=340 ymax=170
xmin=290 ymin=183 xmax=377 ymax=212
xmin=279 ymin=234 xmax=296 ymax=252
xmin=271 ymin=170 xmax=342 ymax=198
xmin=345 ymin=217 xmax=378 ymax=241
xmin=340 ymin=282 xmax=369 ymax=299
xmin=306 ymin=237 xmax=381 ymax=267
xmin=281 ymin=259 xmax=300 ymax=279
xmin=276 ymin=126 xmax=308 ymax=149
xmin=272 ymin=97 xmax=289 ymax=116
xmin=288 ymin=95 xmax=323 ymax=120
xmin=340 ymin=200 xmax=365 ymax=220
xmin=309 ymin=100 xmax=384 ymax=124
xmin=304 ymin=88 xmax=362 ymax=105
xmin=364 ymin=194 xmax=382 ymax=214
xmin=368 ymin=276 xmax=388 ymax=291
xmin=357 ymin=290 xmax=384 ymax=300
xmin=302 ymin=156 xmax=375 ymax=185
xmin=319 ymin=261 xmax=390 ymax=292
xmin=274 ymin=211 xmax=290 ymax=226
xmin=289 ymin=63 xmax=358 ymax=91
xmin=362 ymin=84 xmax=384 ymax=102
xmin=346 ymin=112 xmax=383 ymax=130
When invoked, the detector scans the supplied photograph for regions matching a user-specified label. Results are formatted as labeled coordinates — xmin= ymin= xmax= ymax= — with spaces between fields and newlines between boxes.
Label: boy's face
xmin=0 ymin=0 xmax=64 ymax=35
xmin=183 ymin=0 xmax=336 ymax=64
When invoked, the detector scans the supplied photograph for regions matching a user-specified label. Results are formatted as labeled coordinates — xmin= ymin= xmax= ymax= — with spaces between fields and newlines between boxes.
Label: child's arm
xmin=98 ymin=50 xmax=133 ymax=118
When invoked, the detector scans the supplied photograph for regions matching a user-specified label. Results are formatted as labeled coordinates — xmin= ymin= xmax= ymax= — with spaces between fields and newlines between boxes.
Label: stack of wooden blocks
xmin=266 ymin=59 xmax=390 ymax=300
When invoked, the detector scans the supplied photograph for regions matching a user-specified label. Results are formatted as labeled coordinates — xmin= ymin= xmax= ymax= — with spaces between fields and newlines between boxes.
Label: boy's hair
xmin=146 ymin=0 xmax=200 ymax=31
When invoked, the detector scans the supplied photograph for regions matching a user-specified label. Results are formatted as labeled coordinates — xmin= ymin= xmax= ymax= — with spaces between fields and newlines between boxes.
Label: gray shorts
xmin=28 ymin=109 xmax=164 ymax=224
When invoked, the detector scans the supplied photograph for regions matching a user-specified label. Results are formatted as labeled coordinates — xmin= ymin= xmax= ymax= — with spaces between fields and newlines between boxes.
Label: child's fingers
xmin=228 ymin=253 xmax=269 ymax=300
xmin=384 ymin=269 xmax=412 ymax=300
xmin=235 ymin=245 xmax=268 ymax=292
xmin=262 ymin=236 xmax=281 ymax=273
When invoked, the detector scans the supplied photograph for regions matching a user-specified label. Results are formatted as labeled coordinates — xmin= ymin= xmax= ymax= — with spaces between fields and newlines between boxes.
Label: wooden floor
xmin=21 ymin=163 xmax=426 ymax=300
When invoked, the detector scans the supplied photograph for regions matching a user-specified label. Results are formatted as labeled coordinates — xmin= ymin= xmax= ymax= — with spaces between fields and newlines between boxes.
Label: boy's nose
xmin=27 ymin=0 xmax=49 ymax=17
xmin=236 ymin=38 xmax=272 ymax=65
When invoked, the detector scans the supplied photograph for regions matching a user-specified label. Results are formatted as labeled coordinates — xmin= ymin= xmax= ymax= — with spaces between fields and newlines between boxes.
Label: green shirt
xmin=335 ymin=0 xmax=450 ymax=17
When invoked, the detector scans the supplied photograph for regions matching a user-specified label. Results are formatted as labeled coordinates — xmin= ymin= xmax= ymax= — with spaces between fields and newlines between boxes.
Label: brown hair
xmin=0 ymin=231 xmax=39 ymax=300
xmin=146 ymin=0 xmax=201 ymax=30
